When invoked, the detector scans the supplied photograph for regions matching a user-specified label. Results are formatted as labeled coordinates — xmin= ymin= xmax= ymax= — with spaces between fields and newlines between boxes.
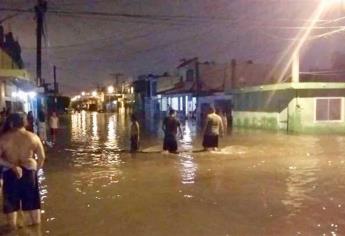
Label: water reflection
xmin=178 ymin=122 xmax=198 ymax=185
xmin=105 ymin=114 xmax=118 ymax=150
xmin=178 ymin=153 xmax=198 ymax=185
xmin=282 ymin=137 xmax=320 ymax=219
xmin=91 ymin=112 xmax=99 ymax=140
xmin=282 ymin=158 xmax=319 ymax=218
xmin=12 ymin=113 xmax=345 ymax=236
xmin=71 ymin=111 xmax=88 ymax=142
xmin=38 ymin=169 xmax=48 ymax=205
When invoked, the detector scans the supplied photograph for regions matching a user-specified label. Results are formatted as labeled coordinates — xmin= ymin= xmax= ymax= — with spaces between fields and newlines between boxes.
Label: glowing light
xmin=28 ymin=91 xmax=37 ymax=99
xmin=17 ymin=91 xmax=26 ymax=100
xmin=91 ymin=91 xmax=98 ymax=97
xmin=81 ymin=91 xmax=86 ymax=96
xmin=107 ymin=86 xmax=114 ymax=94
xmin=322 ymin=0 xmax=342 ymax=5
xmin=265 ymin=0 xmax=329 ymax=107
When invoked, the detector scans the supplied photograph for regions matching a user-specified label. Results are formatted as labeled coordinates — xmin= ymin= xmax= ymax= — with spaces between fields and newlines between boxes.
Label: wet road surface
xmin=1 ymin=111 xmax=345 ymax=236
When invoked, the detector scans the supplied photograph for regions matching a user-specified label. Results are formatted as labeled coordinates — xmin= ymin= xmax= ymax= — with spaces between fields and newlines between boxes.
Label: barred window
xmin=315 ymin=98 xmax=342 ymax=121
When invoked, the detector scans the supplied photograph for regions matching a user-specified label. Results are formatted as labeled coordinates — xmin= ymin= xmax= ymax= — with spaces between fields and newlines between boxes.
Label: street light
xmin=81 ymin=91 xmax=86 ymax=96
xmin=323 ymin=0 xmax=342 ymax=5
xmin=107 ymin=86 xmax=114 ymax=94
xmin=91 ymin=91 xmax=97 ymax=97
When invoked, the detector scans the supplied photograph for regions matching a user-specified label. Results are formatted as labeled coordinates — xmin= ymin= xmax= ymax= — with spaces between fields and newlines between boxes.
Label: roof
xmin=160 ymin=82 xmax=194 ymax=95
xmin=176 ymin=57 xmax=198 ymax=69
xmin=229 ymin=82 xmax=345 ymax=94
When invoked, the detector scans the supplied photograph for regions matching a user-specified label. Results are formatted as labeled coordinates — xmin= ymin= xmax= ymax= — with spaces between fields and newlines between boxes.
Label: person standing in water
xmin=37 ymin=109 xmax=47 ymax=144
xmin=26 ymin=111 xmax=34 ymax=132
xmin=202 ymin=106 xmax=224 ymax=151
xmin=49 ymin=112 xmax=59 ymax=143
xmin=0 ymin=113 xmax=45 ymax=229
xmin=162 ymin=109 xmax=183 ymax=153
xmin=130 ymin=114 xmax=140 ymax=152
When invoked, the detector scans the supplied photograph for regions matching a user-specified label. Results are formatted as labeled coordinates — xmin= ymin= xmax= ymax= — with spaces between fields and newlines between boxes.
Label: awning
xmin=160 ymin=82 xmax=194 ymax=95
xmin=11 ymin=78 xmax=37 ymax=92
xmin=0 ymin=69 xmax=30 ymax=80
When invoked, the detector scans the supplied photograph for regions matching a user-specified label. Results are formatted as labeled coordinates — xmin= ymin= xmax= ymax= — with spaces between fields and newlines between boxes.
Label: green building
xmin=227 ymin=60 xmax=345 ymax=133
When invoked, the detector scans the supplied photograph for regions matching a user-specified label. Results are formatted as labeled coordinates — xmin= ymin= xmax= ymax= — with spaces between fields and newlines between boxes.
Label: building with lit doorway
xmin=0 ymin=26 xmax=38 ymax=114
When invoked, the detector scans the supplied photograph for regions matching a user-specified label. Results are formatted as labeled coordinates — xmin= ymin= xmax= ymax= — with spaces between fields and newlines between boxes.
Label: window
xmin=186 ymin=69 xmax=194 ymax=82
xmin=172 ymin=97 xmax=179 ymax=110
xmin=315 ymin=98 xmax=342 ymax=121
xmin=161 ymin=97 xmax=167 ymax=111
xmin=180 ymin=97 xmax=183 ymax=111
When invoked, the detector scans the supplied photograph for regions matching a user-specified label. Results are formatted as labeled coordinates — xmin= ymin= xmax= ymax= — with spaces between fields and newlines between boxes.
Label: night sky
xmin=1 ymin=0 xmax=344 ymax=95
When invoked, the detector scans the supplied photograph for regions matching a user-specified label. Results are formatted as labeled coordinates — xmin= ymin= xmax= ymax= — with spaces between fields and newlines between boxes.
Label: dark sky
xmin=1 ymin=0 xmax=345 ymax=95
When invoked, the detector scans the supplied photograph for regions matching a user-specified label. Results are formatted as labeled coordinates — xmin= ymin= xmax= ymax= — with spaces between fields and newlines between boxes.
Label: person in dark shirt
xmin=162 ymin=109 xmax=183 ymax=153
xmin=26 ymin=111 xmax=34 ymax=132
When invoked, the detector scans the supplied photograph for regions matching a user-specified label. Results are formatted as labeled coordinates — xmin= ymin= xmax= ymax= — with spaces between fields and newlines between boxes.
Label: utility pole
xmin=35 ymin=0 xmax=47 ymax=87
xmin=53 ymin=65 xmax=58 ymax=94
xmin=195 ymin=57 xmax=200 ymax=103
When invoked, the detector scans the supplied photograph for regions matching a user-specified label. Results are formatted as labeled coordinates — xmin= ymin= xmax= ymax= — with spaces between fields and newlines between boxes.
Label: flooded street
xmin=2 ymin=111 xmax=345 ymax=235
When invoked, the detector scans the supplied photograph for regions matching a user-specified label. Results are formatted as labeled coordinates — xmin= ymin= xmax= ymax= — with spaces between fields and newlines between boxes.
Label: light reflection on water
xmin=282 ymin=157 xmax=319 ymax=218
xmin=105 ymin=114 xmax=118 ymax=150
xmin=5 ymin=113 xmax=345 ymax=235
xmin=178 ymin=121 xmax=198 ymax=185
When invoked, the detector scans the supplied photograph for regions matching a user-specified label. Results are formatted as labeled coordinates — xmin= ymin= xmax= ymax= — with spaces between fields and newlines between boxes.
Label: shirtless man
xmin=202 ymin=106 xmax=224 ymax=151
xmin=162 ymin=109 xmax=183 ymax=153
xmin=0 ymin=113 xmax=45 ymax=228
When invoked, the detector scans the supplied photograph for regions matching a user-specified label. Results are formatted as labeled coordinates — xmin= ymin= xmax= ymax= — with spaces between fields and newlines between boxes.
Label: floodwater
xmin=1 ymin=111 xmax=345 ymax=235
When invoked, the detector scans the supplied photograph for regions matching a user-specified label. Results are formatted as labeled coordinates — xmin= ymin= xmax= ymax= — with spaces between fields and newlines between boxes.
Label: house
xmin=157 ymin=58 xmax=232 ymax=124
xmin=227 ymin=60 xmax=345 ymax=133
xmin=0 ymin=25 xmax=37 ymax=113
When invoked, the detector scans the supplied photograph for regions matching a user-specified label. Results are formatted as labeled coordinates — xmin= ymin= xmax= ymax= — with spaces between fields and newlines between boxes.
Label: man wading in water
xmin=162 ymin=109 xmax=183 ymax=153
xmin=202 ymin=106 xmax=224 ymax=151
xmin=0 ymin=113 xmax=45 ymax=229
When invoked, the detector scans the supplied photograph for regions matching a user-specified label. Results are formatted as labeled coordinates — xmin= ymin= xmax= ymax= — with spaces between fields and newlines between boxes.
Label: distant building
xmin=157 ymin=58 xmax=232 ymax=125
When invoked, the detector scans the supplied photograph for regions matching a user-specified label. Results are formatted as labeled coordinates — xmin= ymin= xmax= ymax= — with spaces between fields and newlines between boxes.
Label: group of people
xmin=129 ymin=106 xmax=225 ymax=154
xmin=0 ymin=107 xmax=222 ymax=230
xmin=2 ymin=109 xmax=60 ymax=145
xmin=0 ymin=113 xmax=46 ymax=229
xmin=34 ymin=110 xmax=60 ymax=145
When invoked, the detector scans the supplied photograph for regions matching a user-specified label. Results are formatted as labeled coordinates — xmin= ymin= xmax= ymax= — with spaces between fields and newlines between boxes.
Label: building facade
xmin=0 ymin=25 xmax=37 ymax=113
xmin=228 ymin=60 xmax=345 ymax=133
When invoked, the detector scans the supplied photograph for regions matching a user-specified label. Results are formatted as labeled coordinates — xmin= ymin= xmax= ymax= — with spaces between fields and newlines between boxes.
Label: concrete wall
xmin=289 ymin=96 xmax=345 ymax=133
xmin=0 ymin=48 xmax=19 ymax=69
xmin=233 ymin=111 xmax=280 ymax=130
xmin=232 ymin=86 xmax=345 ymax=133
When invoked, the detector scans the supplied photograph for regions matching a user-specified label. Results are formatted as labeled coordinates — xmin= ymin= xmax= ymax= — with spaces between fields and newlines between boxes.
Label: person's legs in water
xmin=3 ymin=169 xmax=20 ymax=228
xmin=202 ymin=135 xmax=211 ymax=151
xmin=130 ymin=135 xmax=139 ymax=152
xmin=0 ymin=166 xmax=3 ymax=190
xmin=23 ymin=209 xmax=41 ymax=226
xmin=20 ymin=168 xmax=41 ymax=226
xmin=166 ymin=135 xmax=178 ymax=153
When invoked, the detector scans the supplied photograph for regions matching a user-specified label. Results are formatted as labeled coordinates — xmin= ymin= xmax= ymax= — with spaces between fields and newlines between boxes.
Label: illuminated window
xmin=192 ymin=97 xmax=197 ymax=111
xmin=315 ymin=98 xmax=342 ymax=121
xmin=172 ymin=97 xmax=179 ymax=110
xmin=162 ymin=97 xmax=167 ymax=111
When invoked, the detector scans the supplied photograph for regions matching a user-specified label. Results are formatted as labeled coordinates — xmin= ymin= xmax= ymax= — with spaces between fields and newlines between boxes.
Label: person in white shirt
xmin=49 ymin=112 xmax=59 ymax=143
